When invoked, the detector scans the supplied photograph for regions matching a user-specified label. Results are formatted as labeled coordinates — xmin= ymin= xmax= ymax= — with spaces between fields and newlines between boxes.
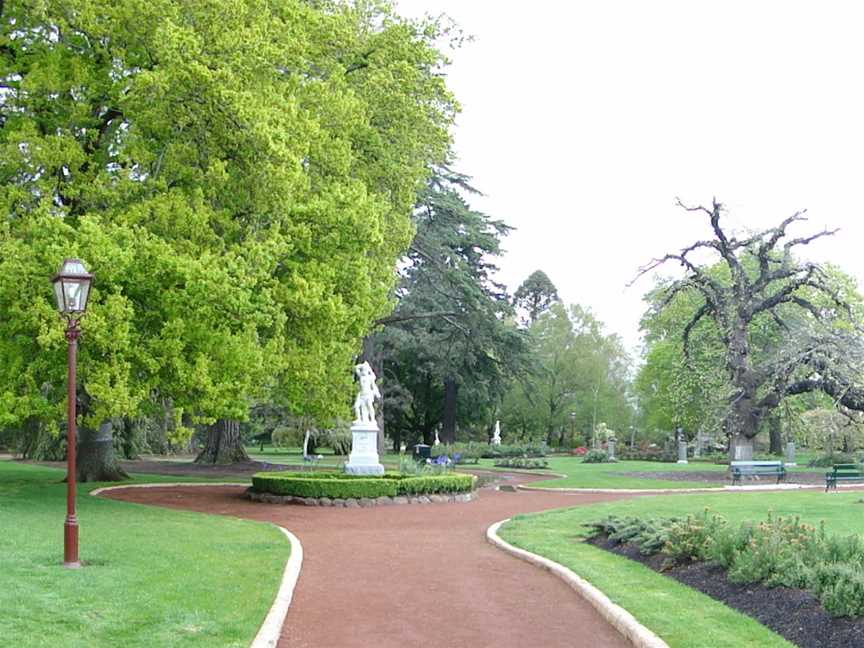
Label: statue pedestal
xmin=344 ymin=422 xmax=384 ymax=476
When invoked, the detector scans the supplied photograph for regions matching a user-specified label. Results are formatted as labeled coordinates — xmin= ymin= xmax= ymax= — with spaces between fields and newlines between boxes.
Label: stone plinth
xmin=785 ymin=441 xmax=797 ymax=467
xmin=677 ymin=440 xmax=688 ymax=464
xmin=344 ymin=421 xmax=384 ymax=476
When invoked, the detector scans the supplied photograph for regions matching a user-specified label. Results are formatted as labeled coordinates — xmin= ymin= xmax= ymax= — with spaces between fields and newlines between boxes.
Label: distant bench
xmin=730 ymin=460 xmax=786 ymax=486
xmin=825 ymin=464 xmax=864 ymax=491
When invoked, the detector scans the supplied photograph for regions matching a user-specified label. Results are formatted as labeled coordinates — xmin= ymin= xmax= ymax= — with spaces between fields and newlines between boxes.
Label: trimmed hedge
xmin=252 ymin=471 xmax=475 ymax=499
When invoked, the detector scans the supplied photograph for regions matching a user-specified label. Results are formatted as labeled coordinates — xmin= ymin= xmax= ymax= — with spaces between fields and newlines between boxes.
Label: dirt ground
xmin=102 ymin=473 xmax=635 ymax=648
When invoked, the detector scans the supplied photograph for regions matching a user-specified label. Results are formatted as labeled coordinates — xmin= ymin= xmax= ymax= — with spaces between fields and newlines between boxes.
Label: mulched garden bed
xmin=588 ymin=534 xmax=864 ymax=647
xmin=618 ymin=470 xmax=826 ymax=485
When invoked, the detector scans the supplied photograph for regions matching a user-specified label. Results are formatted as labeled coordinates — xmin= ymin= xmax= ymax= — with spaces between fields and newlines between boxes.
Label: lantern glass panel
xmin=53 ymin=280 xmax=65 ymax=312
xmin=63 ymin=279 xmax=89 ymax=312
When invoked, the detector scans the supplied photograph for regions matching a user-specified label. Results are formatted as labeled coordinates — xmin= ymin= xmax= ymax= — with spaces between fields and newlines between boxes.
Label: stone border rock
xmin=90 ymin=482 xmax=244 ymax=496
xmin=486 ymin=518 xmax=669 ymax=648
xmin=250 ymin=525 xmax=303 ymax=648
xmin=90 ymin=482 xmax=304 ymax=648
xmin=247 ymin=487 xmax=476 ymax=507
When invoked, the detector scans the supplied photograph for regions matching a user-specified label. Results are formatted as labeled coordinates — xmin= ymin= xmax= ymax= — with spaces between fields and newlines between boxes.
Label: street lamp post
xmin=51 ymin=259 xmax=94 ymax=569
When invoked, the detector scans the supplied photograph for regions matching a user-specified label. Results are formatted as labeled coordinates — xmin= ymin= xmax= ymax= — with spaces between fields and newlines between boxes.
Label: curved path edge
xmin=90 ymin=483 xmax=303 ymax=648
xmin=518 ymin=482 xmax=854 ymax=494
xmin=486 ymin=518 xmax=669 ymax=648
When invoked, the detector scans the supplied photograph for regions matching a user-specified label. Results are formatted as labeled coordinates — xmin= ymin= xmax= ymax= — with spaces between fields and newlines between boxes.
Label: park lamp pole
xmin=51 ymin=258 xmax=94 ymax=569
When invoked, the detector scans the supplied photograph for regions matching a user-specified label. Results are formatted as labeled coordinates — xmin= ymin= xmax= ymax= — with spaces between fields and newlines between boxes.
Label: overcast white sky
xmin=396 ymin=0 xmax=864 ymax=354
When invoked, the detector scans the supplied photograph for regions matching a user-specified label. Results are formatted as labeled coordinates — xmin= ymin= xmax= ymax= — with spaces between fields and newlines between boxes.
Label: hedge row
xmin=252 ymin=472 xmax=475 ymax=500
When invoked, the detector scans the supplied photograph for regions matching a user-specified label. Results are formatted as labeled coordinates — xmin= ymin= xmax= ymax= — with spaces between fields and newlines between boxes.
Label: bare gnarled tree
xmin=636 ymin=198 xmax=864 ymax=460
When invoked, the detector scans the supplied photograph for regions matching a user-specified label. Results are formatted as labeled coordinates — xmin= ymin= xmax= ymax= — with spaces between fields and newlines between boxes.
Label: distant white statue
xmin=492 ymin=420 xmax=502 ymax=445
xmin=353 ymin=361 xmax=381 ymax=424
xmin=434 ymin=429 xmax=441 ymax=446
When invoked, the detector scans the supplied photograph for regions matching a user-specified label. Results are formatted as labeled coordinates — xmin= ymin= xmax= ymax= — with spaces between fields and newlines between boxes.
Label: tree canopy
xmin=0 ymin=0 xmax=456 ymax=469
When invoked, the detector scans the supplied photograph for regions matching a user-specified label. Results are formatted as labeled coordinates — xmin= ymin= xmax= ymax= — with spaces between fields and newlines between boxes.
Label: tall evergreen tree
xmin=513 ymin=270 xmax=560 ymax=326
xmin=368 ymin=169 xmax=527 ymax=447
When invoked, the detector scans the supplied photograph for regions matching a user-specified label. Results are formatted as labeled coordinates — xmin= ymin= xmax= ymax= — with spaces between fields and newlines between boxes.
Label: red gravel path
xmin=104 ymin=480 xmax=634 ymax=648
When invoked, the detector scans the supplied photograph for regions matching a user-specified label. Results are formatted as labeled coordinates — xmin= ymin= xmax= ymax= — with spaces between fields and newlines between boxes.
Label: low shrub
xmin=252 ymin=471 xmax=474 ymax=499
xmin=570 ymin=446 xmax=588 ymax=456
xmin=493 ymin=458 xmax=549 ymax=469
xmin=582 ymin=449 xmax=615 ymax=463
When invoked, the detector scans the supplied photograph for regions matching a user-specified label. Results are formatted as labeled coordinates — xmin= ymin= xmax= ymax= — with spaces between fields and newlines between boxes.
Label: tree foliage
xmin=0 ymin=0 xmax=456 ymax=468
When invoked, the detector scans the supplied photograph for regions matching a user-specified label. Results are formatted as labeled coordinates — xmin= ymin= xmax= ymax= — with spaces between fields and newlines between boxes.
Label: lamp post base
xmin=64 ymin=519 xmax=80 ymax=568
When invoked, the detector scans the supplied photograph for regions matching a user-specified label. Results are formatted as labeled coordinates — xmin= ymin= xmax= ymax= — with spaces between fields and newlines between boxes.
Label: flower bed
xmin=250 ymin=471 xmax=475 ymax=504
xmin=493 ymin=457 xmax=549 ymax=469
xmin=586 ymin=510 xmax=864 ymax=618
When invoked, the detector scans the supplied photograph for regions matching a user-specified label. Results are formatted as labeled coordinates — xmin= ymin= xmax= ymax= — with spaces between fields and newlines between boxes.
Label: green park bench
xmin=825 ymin=464 xmax=864 ymax=491
xmin=730 ymin=460 xmax=786 ymax=485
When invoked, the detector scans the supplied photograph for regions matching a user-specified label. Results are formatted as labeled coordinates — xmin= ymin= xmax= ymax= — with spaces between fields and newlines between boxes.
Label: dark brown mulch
xmin=588 ymin=535 xmax=864 ymax=648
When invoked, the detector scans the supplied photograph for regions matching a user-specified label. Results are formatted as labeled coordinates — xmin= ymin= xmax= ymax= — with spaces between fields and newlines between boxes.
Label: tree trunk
xmin=725 ymin=378 xmax=763 ymax=461
xmin=768 ymin=415 xmax=783 ymax=456
xmin=195 ymin=419 xmax=249 ymax=464
xmin=442 ymin=377 xmax=457 ymax=444
xmin=729 ymin=434 xmax=755 ymax=461
xmin=77 ymin=420 xmax=129 ymax=482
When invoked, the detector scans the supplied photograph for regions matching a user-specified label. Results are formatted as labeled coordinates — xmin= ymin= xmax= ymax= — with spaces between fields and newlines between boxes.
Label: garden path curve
xmin=103 ymin=475 xmax=633 ymax=648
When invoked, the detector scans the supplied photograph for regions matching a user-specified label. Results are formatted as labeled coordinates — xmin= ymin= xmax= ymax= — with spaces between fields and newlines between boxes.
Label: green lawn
xmin=247 ymin=447 xmax=823 ymax=490
xmin=0 ymin=460 xmax=288 ymax=648
xmin=499 ymin=489 xmax=864 ymax=647
xmin=507 ymin=456 xmax=728 ymax=489
xmin=484 ymin=454 xmax=824 ymax=490
xmin=247 ymin=445 xmax=403 ymax=469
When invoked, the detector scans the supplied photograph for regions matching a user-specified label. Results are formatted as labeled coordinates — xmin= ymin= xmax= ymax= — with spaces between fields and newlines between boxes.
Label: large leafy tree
xmin=0 ymin=0 xmax=455 ymax=475
xmin=635 ymin=199 xmax=864 ymax=459
xmin=367 ymin=169 xmax=527 ymax=448
xmin=501 ymin=303 xmax=633 ymax=446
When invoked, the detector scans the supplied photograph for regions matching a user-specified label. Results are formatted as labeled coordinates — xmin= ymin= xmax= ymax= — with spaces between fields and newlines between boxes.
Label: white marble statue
xmin=492 ymin=420 xmax=502 ymax=445
xmin=353 ymin=361 xmax=381 ymax=424
xmin=434 ymin=429 xmax=441 ymax=446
